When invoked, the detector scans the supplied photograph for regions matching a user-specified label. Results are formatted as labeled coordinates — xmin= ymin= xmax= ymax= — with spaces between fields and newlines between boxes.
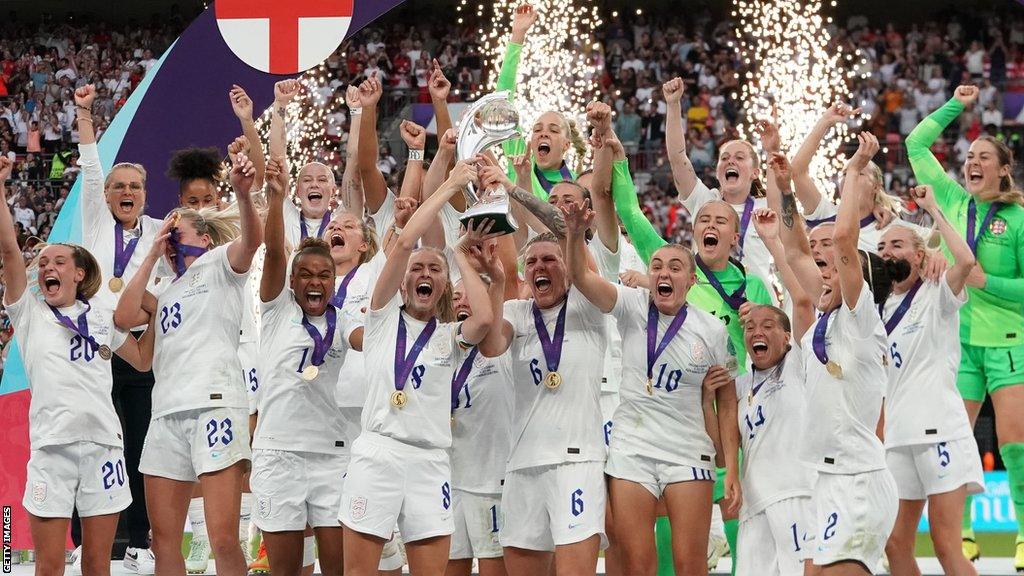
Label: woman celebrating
xmin=250 ymin=156 xmax=363 ymax=576
xmin=339 ymin=161 xmax=494 ymax=576
xmin=878 ymin=184 xmax=984 ymax=576
xmin=777 ymin=134 xmax=900 ymax=575
xmin=563 ymin=198 xmax=735 ymax=576
xmin=113 ymin=152 xmax=263 ymax=576
xmin=0 ymin=156 xmax=153 ymax=576
xmin=907 ymin=84 xmax=1024 ymax=566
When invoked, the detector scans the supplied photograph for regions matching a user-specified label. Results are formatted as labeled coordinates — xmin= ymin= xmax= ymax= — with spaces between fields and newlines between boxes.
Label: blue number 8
xmin=411 ymin=365 xmax=426 ymax=389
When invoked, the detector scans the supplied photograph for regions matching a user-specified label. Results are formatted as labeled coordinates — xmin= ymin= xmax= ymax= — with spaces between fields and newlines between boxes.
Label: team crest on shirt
xmin=990 ymin=218 xmax=1007 ymax=236
xmin=189 ymin=270 xmax=202 ymax=287
xmin=350 ymin=496 xmax=367 ymax=520
xmin=430 ymin=336 xmax=452 ymax=358
xmin=691 ymin=342 xmax=707 ymax=362
xmin=32 ymin=482 xmax=46 ymax=503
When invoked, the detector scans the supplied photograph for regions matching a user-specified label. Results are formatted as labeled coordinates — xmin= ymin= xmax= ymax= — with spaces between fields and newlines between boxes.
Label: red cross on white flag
xmin=215 ymin=0 xmax=354 ymax=74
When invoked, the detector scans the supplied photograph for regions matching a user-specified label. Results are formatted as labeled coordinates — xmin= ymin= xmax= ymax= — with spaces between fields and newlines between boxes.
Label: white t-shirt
xmin=334 ymin=251 xmax=388 ymax=408
xmin=503 ymin=288 xmax=607 ymax=471
xmin=450 ymin=350 xmax=514 ymax=494
xmin=283 ymin=201 xmax=334 ymax=251
xmin=7 ymin=292 xmax=128 ymax=449
xmin=360 ymin=294 xmax=462 ymax=449
xmin=803 ymin=198 xmax=933 ymax=254
xmin=681 ymin=180 xmax=774 ymax=296
xmin=736 ymin=348 xmax=815 ymax=520
xmin=367 ymin=188 xmax=396 ymax=240
xmin=78 ymin=142 xmax=166 ymax=315
xmin=611 ymin=286 xmax=725 ymax=469
xmin=254 ymin=289 xmax=356 ymax=454
xmin=881 ymin=275 xmax=972 ymax=447
xmin=799 ymin=284 xmax=888 ymax=474
xmin=590 ymin=236 xmax=624 ymax=395
xmin=151 ymin=245 xmax=250 ymax=418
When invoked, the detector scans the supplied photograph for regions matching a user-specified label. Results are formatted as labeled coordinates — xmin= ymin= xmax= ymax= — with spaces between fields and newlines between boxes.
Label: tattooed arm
xmin=508 ymin=184 xmax=566 ymax=238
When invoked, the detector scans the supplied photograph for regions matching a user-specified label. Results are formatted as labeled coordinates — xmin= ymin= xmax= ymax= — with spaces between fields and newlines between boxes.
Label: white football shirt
xmin=804 ymin=199 xmax=933 ymax=254
xmin=333 ymin=251 xmax=388 ymax=408
xmin=450 ymin=350 xmax=514 ymax=494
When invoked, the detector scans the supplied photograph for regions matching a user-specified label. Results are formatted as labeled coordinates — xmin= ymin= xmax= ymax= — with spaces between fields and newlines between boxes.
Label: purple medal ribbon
xmin=646 ymin=301 xmax=688 ymax=381
xmin=879 ymin=279 xmax=922 ymax=335
xmin=450 ymin=346 xmax=479 ymax=412
xmin=734 ymin=196 xmax=755 ymax=259
xmin=300 ymin=306 xmax=337 ymax=367
xmin=533 ymin=162 xmax=575 ymax=194
xmin=167 ymin=228 xmax=208 ymax=279
xmin=300 ymin=212 xmax=332 ymax=241
xmin=532 ymin=299 xmax=568 ymax=375
xmin=811 ymin=309 xmax=835 ymax=368
xmin=49 ymin=300 xmax=99 ymax=353
xmin=112 ymin=222 xmax=140 ymax=280
xmin=806 ymin=213 xmax=877 ymax=228
xmin=330 ymin=264 xmax=361 ymax=309
xmin=395 ymin=312 xmax=438 ymax=392
xmin=966 ymin=199 xmax=1003 ymax=255
xmin=695 ymin=255 xmax=747 ymax=311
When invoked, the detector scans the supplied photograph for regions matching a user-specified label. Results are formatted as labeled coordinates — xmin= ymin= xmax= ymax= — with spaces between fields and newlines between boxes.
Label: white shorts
xmin=500 ymin=461 xmax=606 ymax=551
xmin=23 ymin=442 xmax=132 ymax=518
xmin=339 ymin=432 xmax=452 ymax=542
xmin=600 ymin=390 xmax=619 ymax=450
xmin=737 ymin=497 xmax=814 ymax=576
xmin=811 ymin=469 xmax=897 ymax=569
xmin=238 ymin=341 xmax=260 ymax=416
xmin=250 ymin=449 xmax=347 ymax=531
xmin=605 ymin=448 xmax=715 ymax=499
xmin=139 ymin=407 xmax=251 ymax=482
xmin=450 ymin=490 xmax=502 ymax=560
xmin=885 ymin=436 xmax=985 ymax=501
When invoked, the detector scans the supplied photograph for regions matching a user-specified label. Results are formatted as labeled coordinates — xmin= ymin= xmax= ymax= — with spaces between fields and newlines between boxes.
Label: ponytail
xmin=564 ymin=116 xmax=587 ymax=174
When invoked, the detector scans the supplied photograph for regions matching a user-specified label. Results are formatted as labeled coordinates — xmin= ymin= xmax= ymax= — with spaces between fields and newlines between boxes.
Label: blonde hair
xmin=357 ymin=219 xmax=379 ymax=265
xmin=170 ymin=204 xmax=241 ymax=247
xmin=408 ymin=246 xmax=455 ymax=323
xmin=104 ymin=162 xmax=148 ymax=189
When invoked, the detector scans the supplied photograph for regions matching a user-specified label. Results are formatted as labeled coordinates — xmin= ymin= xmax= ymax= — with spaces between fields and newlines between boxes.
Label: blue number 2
xmin=159 ymin=302 xmax=182 ymax=334
xmin=823 ymin=512 xmax=839 ymax=540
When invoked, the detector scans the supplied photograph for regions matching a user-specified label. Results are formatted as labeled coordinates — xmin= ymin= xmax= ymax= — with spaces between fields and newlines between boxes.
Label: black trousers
xmin=71 ymin=341 xmax=154 ymax=550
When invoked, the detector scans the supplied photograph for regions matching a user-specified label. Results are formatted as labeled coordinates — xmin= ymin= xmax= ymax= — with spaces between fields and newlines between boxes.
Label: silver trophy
xmin=456 ymin=91 xmax=520 ymax=235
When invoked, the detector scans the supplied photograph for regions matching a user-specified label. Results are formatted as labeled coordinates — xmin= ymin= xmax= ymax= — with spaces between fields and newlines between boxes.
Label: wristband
xmin=393 ymin=225 xmax=403 ymax=235
xmin=408 ymin=149 xmax=424 ymax=161
xmin=349 ymin=107 xmax=362 ymax=116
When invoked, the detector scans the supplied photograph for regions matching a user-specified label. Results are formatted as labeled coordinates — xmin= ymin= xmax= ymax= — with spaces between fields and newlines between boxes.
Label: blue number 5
xmin=937 ymin=442 xmax=950 ymax=468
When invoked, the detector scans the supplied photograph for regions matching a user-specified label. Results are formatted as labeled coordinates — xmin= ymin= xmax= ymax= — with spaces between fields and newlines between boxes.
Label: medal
xmin=394 ymin=312 xmax=437 ymax=409
xmin=695 ymin=254 xmax=747 ymax=311
xmin=725 ymin=356 xmax=739 ymax=377
xmin=812 ymin=308 xmax=841 ymax=379
xmin=112 ymin=222 xmax=140 ymax=290
xmin=98 ymin=345 xmax=112 ymax=360
xmin=300 ymin=307 xmax=336 ymax=382
xmin=826 ymin=360 xmax=843 ymax=379
xmin=544 ymin=371 xmax=562 ymax=389
xmin=331 ymin=263 xmax=362 ymax=309
xmin=391 ymin=390 xmax=408 ymax=408
xmin=49 ymin=300 xmax=104 ymax=360
xmin=646 ymin=302 xmax=688 ymax=394
xmin=532 ymin=299 xmax=568 ymax=392
xmin=734 ymin=196 xmax=754 ymax=260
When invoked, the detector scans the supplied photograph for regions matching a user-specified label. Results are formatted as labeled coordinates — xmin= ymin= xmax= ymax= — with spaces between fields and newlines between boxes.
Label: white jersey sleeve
xmin=335 ymin=251 xmax=388 ymax=408
xmin=151 ymin=244 xmax=250 ymax=418
xmin=590 ymin=237 xmax=624 ymax=394
xmin=367 ymin=188 xmax=397 ymax=239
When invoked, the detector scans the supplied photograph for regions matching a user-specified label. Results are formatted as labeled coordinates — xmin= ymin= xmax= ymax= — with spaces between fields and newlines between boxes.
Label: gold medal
xmin=108 ymin=277 xmax=124 ymax=293
xmin=391 ymin=390 xmax=408 ymax=408
xmin=747 ymin=391 xmax=753 ymax=406
xmin=450 ymin=415 xmax=456 ymax=429
xmin=544 ymin=371 xmax=562 ymax=390
xmin=825 ymin=360 xmax=843 ymax=379
xmin=301 ymin=365 xmax=319 ymax=381
xmin=98 ymin=345 xmax=112 ymax=360
xmin=646 ymin=378 xmax=654 ymax=395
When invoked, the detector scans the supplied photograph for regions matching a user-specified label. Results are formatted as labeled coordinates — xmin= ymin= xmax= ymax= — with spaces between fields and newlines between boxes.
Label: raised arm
xmin=910 ymin=184 xmax=975 ymax=294
xmin=357 ymin=75 xmax=389 ymax=214
xmin=662 ymin=78 xmax=698 ymax=200
xmin=74 ymin=84 xmax=106 ymax=231
xmin=769 ymin=152 xmax=825 ymax=305
xmin=114 ymin=219 xmax=173 ymax=330
xmin=259 ymin=157 xmax=290 ymax=302
xmin=789 ymin=104 xmax=858 ymax=212
xmin=398 ymin=120 xmax=427 ymax=203
xmin=497 ymin=4 xmax=536 ymax=94
xmin=229 ymin=84 xmax=265 ymax=191
xmin=478 ymin=154 xmax=567 ymax=238
xmin=371 ymin=161 xmax=477 ymax=311
xmin=452 ymin=224 xmax=499 ymax=345
xmin=752 ymin=207 xmax=814 ymax=340
xmin=834 ymin=134 xmax=878 ymax=309
xmin=269 ymin=80 xmax=300 ymax=162
xmin=226 ymin=152 xmax=263 ymax=274
xmin=906 ymin=86 xmax=976 ymax=210
xmin=340 ymin=85 xmax=364 ymax=216
xmin=0 ymin=159 xmax=26 ymax=304
xmin=609 ymin=156 xmax=666 ymax=264
xmin=563 ymin=200 xmax=617 ymax=312
xmin=586 ymin=101 xmax=619 ymax=253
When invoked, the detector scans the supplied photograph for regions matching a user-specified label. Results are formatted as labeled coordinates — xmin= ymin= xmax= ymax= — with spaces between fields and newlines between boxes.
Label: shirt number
xmin=889 ymin=342 xmax=902 ymax=369
xmin=651 ymin=362 xmax=683 ymax=392
xmin=744 ymin=405 xmax=766 ymax=440
xmin=159 ymin=302 xmax=182 ymax=334
xmin=69 ymin=335 xmax=96 ymax=363
xmin=101 ymin=459 xmax=126 ymax=490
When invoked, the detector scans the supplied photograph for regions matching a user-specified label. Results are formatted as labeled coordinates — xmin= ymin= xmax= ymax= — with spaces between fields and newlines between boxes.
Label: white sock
xmin=239 ymin=493 xmax=253 ymax=544
xmin=189 ymin=497 xmax=209 ymax=545
xmin=303 ymin=535 xmax=315 ymax=567
xmin=710 ymin=503 xmax=725 ymax=540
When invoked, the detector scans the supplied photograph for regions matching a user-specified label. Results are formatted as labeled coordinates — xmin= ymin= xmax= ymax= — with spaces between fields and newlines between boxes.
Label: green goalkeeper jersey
xmin=907 ymin=97 xmax=1024 ymax=347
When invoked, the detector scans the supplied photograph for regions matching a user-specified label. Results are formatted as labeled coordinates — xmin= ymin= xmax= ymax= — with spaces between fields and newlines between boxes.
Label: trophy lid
xmin=475 ymin=99 xmax=519 ymax=133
